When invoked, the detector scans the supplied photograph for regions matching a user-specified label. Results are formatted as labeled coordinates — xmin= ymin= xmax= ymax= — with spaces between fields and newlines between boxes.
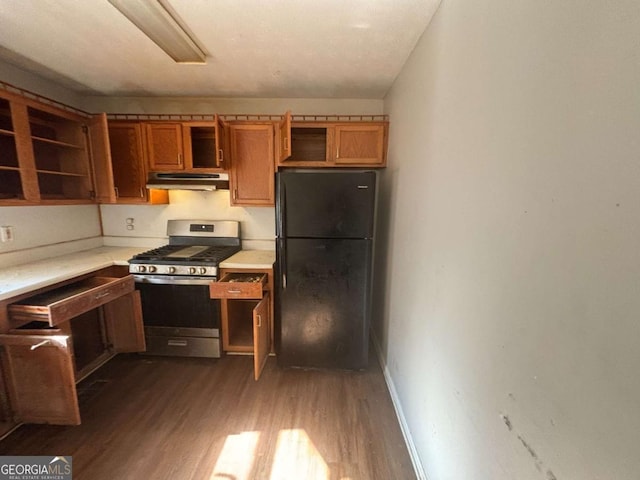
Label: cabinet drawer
xmin=8 ymin=276 xmax=134 ymax=326
xmin=210 ymin=273 xmax=267 ymax=299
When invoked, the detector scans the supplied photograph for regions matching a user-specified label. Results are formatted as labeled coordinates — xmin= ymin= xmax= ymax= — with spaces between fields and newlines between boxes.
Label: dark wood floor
xmin=0 ymin=353 xmax=416 ymax=480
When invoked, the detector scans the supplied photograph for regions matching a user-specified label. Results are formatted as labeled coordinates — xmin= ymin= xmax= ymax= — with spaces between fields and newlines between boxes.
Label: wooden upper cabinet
xmin=0 ymin=88 xmax=99 ymax=205
xmin=90 ymin=118 xmax=168 ymax=205
xmin=334 ymin=124 xmax=386 ymax=165
xmin=109 ymin=123 xmax=148 ymax=202
xmin=182 ymin=117 xmax=226 ymax=170
xmin=229 ymin=123 xmax=275 ymax=206
xmin=145 ymin=123 xmax=184 ymax=171
xmin=275 ymin=114 xmax=388 ymax=169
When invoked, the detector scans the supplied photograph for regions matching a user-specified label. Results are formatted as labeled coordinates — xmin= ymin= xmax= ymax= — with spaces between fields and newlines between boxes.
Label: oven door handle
xmin=133 ymin=275 xmax=216 ymax=286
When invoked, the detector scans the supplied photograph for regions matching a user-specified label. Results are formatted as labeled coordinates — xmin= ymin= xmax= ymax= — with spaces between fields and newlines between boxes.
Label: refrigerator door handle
xmin=278 ymin=238 xmax=287 ymax=290
xmin=276 ymin=174 xmax=286 ymax=238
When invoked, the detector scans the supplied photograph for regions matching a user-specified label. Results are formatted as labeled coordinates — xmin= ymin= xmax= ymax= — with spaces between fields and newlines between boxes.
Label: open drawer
xmin=209 ymin=272 xmax=267 ymax=299
xmin=8 ymin=276 xmax=134 ymax=327
xmin=0 ymin=289 xmax=144 ymax=426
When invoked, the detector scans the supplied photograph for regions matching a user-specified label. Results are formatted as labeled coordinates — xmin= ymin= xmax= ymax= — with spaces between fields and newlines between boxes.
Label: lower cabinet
xmin=209 ymin=269 xmax=273 ymax=380
xmin=0 ymin=274 xmax=145 ymax=426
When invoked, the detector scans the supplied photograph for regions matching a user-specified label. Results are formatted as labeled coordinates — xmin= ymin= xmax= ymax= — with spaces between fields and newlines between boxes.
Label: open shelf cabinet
xmin=0 ymin=88 xmax=96 ymax=205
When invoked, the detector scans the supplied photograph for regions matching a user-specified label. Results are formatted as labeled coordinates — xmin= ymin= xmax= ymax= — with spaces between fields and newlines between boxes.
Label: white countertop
xmin=0 ymin=247 xmax=276 ymax=302
xmin=219 ymin=250 xmax=275 ymax=269
xmin=0 ymin=246 xmax=146 ymax=302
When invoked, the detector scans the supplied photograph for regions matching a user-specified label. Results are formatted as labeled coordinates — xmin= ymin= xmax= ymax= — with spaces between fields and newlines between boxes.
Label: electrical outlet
xmin=0 ymin=226 xmax=14 ymax=242
xmin=126 ymin=218 xmax=134 ymax=231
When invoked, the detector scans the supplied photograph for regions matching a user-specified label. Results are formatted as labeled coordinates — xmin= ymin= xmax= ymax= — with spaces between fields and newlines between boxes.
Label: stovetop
xmin=128 ymin=219 xmax=241 ymax=278
xmin=130 ymin=244 xmax=241 ymax=265
xmin=128 ymin=244 xmax=241 ymax=278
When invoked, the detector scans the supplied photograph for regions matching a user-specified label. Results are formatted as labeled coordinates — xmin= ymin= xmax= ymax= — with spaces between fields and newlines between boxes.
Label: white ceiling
xmin=0 ymin=0 xmax=440 ymax=99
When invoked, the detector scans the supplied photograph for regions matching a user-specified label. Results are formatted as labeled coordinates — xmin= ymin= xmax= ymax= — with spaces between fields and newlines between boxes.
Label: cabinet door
xmin=103 ymin=291 xmax=146 ymax=353
xmin=0 ymin=333 xmax=80 ymax=425
xmin=253 ymin=293 xmax=270 ymax=381
xmin=229 ymin=124 xmax=275 ymax=206
xmin=334 ymin=124 xmax=386 ymax=165
xmin=146 ymin=123 xmax=184 ymax=171
xmin=277 ymin=110 xmax=291 ymax=163
xmin=216 ymin=115 xmax=227 ymax=169
xmin=108 ymin=123 xmax=148 ymax=201
xmin=87 ymin=113 xmax=116 ymax=203
xmin=0 ymin=98 xmax=34 ymax=202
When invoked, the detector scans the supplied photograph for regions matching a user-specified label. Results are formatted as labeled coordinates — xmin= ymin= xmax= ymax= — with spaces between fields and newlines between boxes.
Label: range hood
xmin=146 ymin=172 xmax=230 ymax=191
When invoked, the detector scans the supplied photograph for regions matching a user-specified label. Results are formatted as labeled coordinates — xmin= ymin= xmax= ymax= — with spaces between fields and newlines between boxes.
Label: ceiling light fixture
xmin=108 ymin=0 xmax=207 ymax=64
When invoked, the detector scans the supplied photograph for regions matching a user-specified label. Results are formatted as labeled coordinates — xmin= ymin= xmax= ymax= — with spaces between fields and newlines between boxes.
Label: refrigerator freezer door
xmin=276 ymin=237 xmax=372 ymax=369
xmin=276 ymin=170 xmax=376 ymax=239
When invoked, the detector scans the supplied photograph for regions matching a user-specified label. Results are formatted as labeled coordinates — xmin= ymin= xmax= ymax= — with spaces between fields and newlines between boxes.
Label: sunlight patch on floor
xmin=269 ymin=428 xmax=330 ymax=480
xmin=210 ymin=431 xmax=260 ymax=480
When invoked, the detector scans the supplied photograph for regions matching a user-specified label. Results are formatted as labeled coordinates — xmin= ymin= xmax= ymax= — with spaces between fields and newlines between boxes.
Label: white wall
xmin=100 ymin=190 xmax=275 ymax=249
xmin=0 ymin=205 xmax=102 ymax=267
xmin=83 ymin=96 xmax=383 ymax=116
xmin=378 ymin=1 xmax=640 ymax=479
xmin=0 ymin=58 xmax=84 ymax=109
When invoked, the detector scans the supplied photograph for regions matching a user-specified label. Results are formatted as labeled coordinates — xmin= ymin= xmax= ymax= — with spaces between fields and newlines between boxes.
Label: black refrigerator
xmin=275 ymin=169 xmax=377 ymax=369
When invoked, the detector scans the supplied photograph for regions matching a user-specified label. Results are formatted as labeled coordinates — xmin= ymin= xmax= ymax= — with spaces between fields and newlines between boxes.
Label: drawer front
xmin=210 ymin=273 xmax=266 ymax=299
xmin=143 ymin=335 xmax=221 ymax=358
xmin=8 ymin=276 xmax=135 ymax=326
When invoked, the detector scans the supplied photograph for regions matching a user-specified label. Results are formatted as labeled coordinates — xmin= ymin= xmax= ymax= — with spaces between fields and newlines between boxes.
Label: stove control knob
xmin=167 ymin=266 xmax=176 ymax=274
xmin=189 ymin=267 xmax=197 ymax=275
xmin=199 ymin=267 xmax=207 ymax=275
xmin=148 ymin=266 xmax=157 ymax=273
xmin=137 ymin=265 xmax=146 ymax=273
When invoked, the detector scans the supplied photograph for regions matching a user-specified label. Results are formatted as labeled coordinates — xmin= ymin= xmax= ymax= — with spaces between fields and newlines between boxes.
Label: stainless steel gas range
xmin=128 ymin=219 xmax=241 ymax=358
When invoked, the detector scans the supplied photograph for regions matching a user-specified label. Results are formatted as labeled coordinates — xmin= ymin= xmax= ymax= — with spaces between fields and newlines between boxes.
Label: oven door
xmin=134 ymin=275 xmax=221 ymax=357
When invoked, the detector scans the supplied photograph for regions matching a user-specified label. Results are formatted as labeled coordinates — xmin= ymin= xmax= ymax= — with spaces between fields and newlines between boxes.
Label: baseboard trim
xmin=372 ymin=333 xmax=428 ymax=480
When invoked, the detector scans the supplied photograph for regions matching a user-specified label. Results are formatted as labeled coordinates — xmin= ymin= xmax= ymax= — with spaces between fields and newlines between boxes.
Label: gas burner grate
xmin=130 ymin=244 xmax=241 ymax=265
